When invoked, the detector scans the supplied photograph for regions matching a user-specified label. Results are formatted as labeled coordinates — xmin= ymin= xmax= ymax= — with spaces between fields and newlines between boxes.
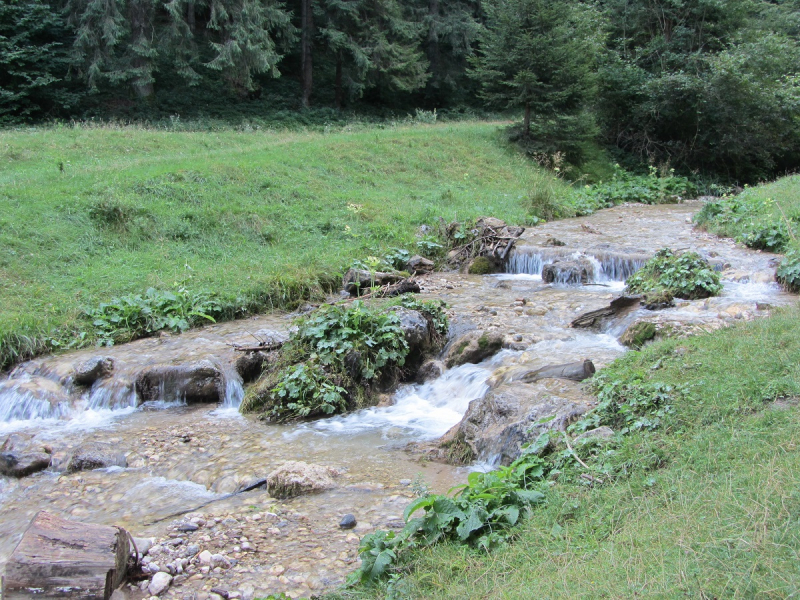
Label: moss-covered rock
xmin=468 ymin=256 xmax=500 ymax=275
xmin=619 ymin=320 xmax=657 ymax=348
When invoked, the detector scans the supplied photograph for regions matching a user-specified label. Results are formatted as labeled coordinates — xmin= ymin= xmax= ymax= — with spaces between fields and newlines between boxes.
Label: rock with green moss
xmin=444 ymin=330 xmax=504 ymax=368
xmin=467 ymin=256 xmax=500 ymax=275
xmin=619 ymin=320 xmax=657 ymax=348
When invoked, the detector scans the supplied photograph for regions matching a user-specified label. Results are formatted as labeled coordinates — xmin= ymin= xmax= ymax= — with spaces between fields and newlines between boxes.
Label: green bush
xmin=625 ymin=248 xmax=722 ymax=300
xmin=569 ymin=166 xmax=697 ymax=216
xmin=243 ymin=296 xmax=449 ymax=421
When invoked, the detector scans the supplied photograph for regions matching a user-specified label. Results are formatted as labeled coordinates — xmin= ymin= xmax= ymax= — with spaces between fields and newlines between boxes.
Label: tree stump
xmin=2 ymin=511 xmax=130 ymax=599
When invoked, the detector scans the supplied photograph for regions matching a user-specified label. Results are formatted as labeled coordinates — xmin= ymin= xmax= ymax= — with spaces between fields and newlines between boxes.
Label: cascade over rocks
xmin=135 ymin=360 xmax=223 ymax=403
xmin=438 ymin=380 xmax=592 ymax=465
xmin=541 ymin=258 xmax=595 ymax=284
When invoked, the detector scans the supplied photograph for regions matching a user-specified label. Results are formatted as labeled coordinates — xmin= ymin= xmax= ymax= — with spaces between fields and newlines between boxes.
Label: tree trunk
xmin=426 ymin=0 xmax=440 ymax=83
xmin=2 ymin=511 xmax=130 ymax=600
xmin=300 ymin=0 xmax=313 ymax=108
xmin=334 ymin=53 xmax=343 ymax=110
xmin=523 ymin=102 xmax=531 ymax=137
xmin=187 ymin=1 xmax=195 ymax=31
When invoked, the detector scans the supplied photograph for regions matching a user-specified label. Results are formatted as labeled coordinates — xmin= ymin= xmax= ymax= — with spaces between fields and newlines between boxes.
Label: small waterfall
xmin=219 ymin=363 xmax=245 ymax=409
xmin=86 ymin=379 xmax=138 ymax=411
xmin=305 ymin=363 xmax=492 ymax=439
xmin=507 ymin=245 xmax=649 ymax=282
xmin=0 ymin=375 xmax=72 ymax=422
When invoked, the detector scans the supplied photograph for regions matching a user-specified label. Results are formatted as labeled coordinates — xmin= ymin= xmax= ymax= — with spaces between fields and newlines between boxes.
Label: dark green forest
xmin=2 ymin=0 xmax=799 ymax=181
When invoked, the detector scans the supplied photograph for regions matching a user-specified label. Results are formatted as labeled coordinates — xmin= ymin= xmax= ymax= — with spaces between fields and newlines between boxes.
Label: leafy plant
xmin=569 ymin=166 xmax=697 ymax=215
xmin=84 ymin=286 xmax=223 ymax=345
xmin=777 ymin=246 xmax=800 ymax=292
xmin=625 ymin=248 xmax=722 ymax=300
xmin=270 ymin=362 xmax=347 ymax=417
xmin=353 ymin=452 xmax=547 ymax=582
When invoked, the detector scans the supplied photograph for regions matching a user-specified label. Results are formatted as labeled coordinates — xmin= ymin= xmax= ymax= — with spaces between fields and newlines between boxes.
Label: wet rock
xmin=149 ymin=572 xmax=173 ymax=595
xmin=73 ymin=356 xmax=114 ymax=386
xmin=574 ymin=426 xmax=615 ymax=445
xmin=0 ymin=451 xmax=52 ymax=478
xmin=416 ymin=359 xmax=444 ymax=383
xmin=541 ymin=258 xmax=595 ymax=284
xmin=0 ymin=433 xmax=52 ymax=478
xmin=266 ymin=461 xmax=341 ymax=499
xmin=339 ymin=514 xmax=357 ymax=529
xmin=343 ymin=268 xmax=403 ymax=296
xmin=439 ymin=381 xmax=591 ymax=465
xmin=394 ymin=308 xmax=434 ymax=353
xmin=642 ymin=290 xmax=675 ymax=310
xmin=198 ymin=550 xmax=213 ymax=565
xmin=135 ymin=360 xmax=223 ymax=404
xmin=234 ymin=351 xmax=272 ymax=383
xmin=406 ymin=255 xmax=434 ymax=275
xmin=544 ymin=237 xmax=566 ymax=246
xmin=177 ymin=522 xmax=199 ymax=532
xmin=67 ymin=442 xmax=127 ymax=473
xmin=444 ymin=330 xmax=504 ymax=368
xmin=475 ymin=216 xmax=506 ymax=232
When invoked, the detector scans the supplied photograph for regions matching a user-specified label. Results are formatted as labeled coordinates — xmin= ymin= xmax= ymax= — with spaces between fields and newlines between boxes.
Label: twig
xmin=563 ymin=432 xmax=591 ymax=470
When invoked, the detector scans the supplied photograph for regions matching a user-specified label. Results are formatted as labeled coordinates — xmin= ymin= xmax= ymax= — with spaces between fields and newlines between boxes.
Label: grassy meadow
xmin=0 ymin=121 xmax=567 ymax=367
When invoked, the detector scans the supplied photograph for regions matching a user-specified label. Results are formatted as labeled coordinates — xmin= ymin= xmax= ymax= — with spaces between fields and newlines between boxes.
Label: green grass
xmin=351 ymin=306 xmax=800 ymax=599
xmin=0 ymin=121 xmax=569 ymax=368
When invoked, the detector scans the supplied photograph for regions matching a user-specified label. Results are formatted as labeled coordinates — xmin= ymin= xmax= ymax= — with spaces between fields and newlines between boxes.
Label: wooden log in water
xmin=571 ymin=295 xmax=642 ymax=328
xmin=2 ymin=511 xmax=130 ymax=600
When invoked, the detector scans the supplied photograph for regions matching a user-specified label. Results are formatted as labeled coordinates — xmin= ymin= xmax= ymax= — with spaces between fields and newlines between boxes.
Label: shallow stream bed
xmin=0 ymin=201 xmax=796 ymax=599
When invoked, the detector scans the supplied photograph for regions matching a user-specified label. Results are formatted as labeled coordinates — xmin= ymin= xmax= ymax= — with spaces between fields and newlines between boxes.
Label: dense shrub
xmin=625 ymin=248 xmax=722 ymax=300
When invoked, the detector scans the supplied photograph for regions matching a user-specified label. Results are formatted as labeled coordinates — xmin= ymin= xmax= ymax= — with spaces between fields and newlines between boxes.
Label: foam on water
xmin=295 ymin=363 xmax=491 ymax=440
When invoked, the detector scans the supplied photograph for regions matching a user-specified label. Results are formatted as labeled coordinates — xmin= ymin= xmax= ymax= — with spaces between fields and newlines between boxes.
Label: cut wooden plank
xmin=2 ymin=511 xmax=130 ymax=600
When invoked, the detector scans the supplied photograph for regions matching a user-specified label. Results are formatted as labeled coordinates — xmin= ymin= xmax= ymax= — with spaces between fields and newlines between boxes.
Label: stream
xmin=0 ymin=201 xmax=796 ymax=599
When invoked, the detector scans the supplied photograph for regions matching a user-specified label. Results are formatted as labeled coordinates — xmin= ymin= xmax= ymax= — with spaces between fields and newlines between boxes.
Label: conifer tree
xmin=469 ymin=0 xmax=599 ymax=136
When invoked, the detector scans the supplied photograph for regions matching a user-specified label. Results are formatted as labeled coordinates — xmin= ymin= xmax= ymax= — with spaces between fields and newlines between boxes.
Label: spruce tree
xmin=469 ymin=0 xmax=599 ymax=136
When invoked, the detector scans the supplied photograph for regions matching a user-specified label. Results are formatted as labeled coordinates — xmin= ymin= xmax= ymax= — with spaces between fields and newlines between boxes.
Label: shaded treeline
xmin=1 ymin=0 xmax=799 ymax=181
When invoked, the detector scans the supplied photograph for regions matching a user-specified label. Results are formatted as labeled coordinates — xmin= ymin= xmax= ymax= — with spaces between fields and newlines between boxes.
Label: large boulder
xmin=72 ymin=356 xmax=115 ymax=387
xmin=135 ymin=360 xmax=223 ymax=403
xmin=66 ymin=442 xmax=127 ymax=473
xmin=266 ymin=461 xmax=341 ymax=499
xmin=343 ymin=268 xmax=404 ymax=296
xmin=444 ymin=330 xmax=504 ymax=368
xmin=0 ymin=434 xmax=52 ymax=478
xmin=394 ymin=308 xmax=433 ymax=353
xmin=439 ymin=380 xmax=592 ymax=465
xmin=406 ymin=255 xmax=434 ymax=275
xmin=542 ymin=258 xmax=595 ymax=284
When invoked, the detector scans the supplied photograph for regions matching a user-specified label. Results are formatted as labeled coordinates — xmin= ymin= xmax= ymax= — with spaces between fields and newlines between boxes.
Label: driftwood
xmin=442 ymin=218 xmax=525 ymax=267
xmin=336 ymin=278 xmax=421 ymax=303
xmin=229 ymin=340 xmax=284 ymax=353
xmin=518 ymin=359 xmax=596 ymax=384
xmin=145 ymin=479 xmax=267 ymax=525
xmin=571 ymin=295 xmax=642 ymax=329
xmin=2 ymin=511 xmax=130 ymax=600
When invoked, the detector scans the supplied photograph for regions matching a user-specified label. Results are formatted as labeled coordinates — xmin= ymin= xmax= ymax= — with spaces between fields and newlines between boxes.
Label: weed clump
xmin=242 ymin=296 xmax=448 ymax=421
xmin=625 ymin=248 xmax=722 ymax=300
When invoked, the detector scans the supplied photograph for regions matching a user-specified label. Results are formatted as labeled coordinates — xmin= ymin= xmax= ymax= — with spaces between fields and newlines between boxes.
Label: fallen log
xmin=571 ymin=295 xmax=642 ymax=328
xmin=2 ymin=511 xmax=130 ymax=600
xmin=519 ymin=359 xmax=596 ymax=384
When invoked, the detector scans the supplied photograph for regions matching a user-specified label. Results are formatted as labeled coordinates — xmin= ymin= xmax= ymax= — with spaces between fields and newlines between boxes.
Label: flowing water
xmin=0 ymin=201 xmax=796 ymax=599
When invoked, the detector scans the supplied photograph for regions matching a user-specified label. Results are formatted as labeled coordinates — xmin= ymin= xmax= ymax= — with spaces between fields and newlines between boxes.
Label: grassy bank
xmin=339 ymin=305 xmax=800 ymax=599
xmin=0 ymin=121 xmax=568 ymax=368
